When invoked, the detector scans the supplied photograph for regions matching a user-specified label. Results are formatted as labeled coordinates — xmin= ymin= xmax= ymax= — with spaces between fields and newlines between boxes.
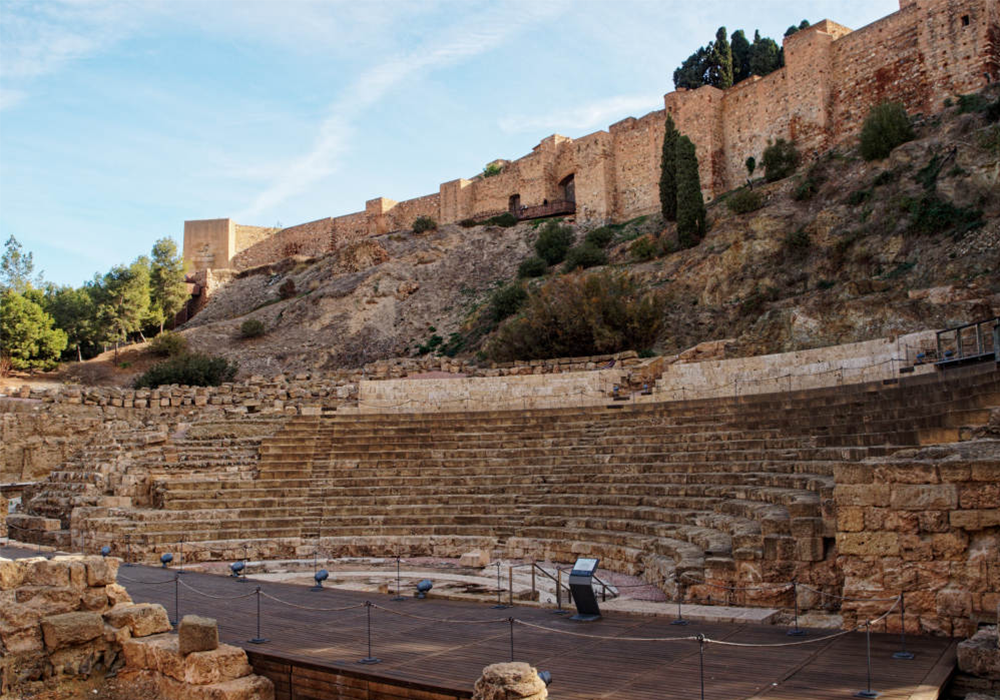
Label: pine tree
xmin=709 ymin=27 xmax=733 ymax=89
xmin=43 ymin=285 xmax=96 ymax=362
xmin=0 ymin=235 xmax=42 ymax=293
xmin=0 ymin=290 xmax=67 ymax=369
xmin=731 ymin=29 xmax=751 ymax=83
xmin=675 ymin=135 xmax=706 ymax=248
xmin=659 ymin=114 xmax=680 ymax=222
xmin=149 ymin=238 xmax=188 ymax=333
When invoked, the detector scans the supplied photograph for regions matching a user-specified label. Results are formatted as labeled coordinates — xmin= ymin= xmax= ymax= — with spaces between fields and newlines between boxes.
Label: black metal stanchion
xmin=509 ymin=618 xmax=515 ymax=662
xmin=177 ymin=536 xmax=185 ymax=575
xmin=249 ymin=586 xmax=269 ymax=644
xmin=698 ymin=634 xmax=706 ymax=700
xmin=391 ymin=555 xmax=405 ymax=601
xmin=892 ymin=593 xmax=914 ymax=660
xmin=854 ymin=622 xmax=879 ymax=698
xmin=552 ymin=568 xmax=568 ymax=615
xmin=171 ymin=573 xmax=180 ymax=629
xmin=787 ymin=580 xmax=805 ymax=636
xmin=358 ymin=601 xmax=381 ymax=664
xmin=492 ymin=562 xmax=508 ymax=610
xmin=671 ymin=579 xmax=688 ymax=626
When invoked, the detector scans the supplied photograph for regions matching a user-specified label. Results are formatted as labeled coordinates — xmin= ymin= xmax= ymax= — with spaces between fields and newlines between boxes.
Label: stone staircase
xmin=39 ymin=361 xmax=994 ymax=609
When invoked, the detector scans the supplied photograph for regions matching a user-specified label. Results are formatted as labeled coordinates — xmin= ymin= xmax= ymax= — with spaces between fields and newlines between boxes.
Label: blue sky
xmin=1 ymin=0 xmax=899 ymax=287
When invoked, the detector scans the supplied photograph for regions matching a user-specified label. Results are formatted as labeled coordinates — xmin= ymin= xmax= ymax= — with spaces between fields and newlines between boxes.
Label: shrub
xmin=905 ymin=195 xmax=984 ymax=237
xmin=793 ymin=178 xmax=821 ymax=201
xmin=584 ymin=226 xmax=614 ymax=248
xmin=745 ymin=156 xmax=756 ymax=178
xmin=134 ymin=353 xmax=238 ymax=389
xmin=489 ymin=284 xmax=528 ymax=322
xmin=873 ymin=169 xmax=898 ymax=187
xmin=458 ymin=218 xmax=478 ymax=228
xmin=783 ymin=227 xmax=811 ymax=257
xmin=413 ymin=216 xmax=437 ymax=234
xmin=562 ymin=243 xmax=608 ymax=272
xmin=846 ymin=188 xmax=872 ymax=206
xmin=816 ymin=279 xmax=836 ymax=290
xmin=534 ymin=220 xmax=575 ymax=265
xmin=485 ymin=212 xmax=517 ymax=227
xmin=957 ymin=93 xmax=990 ymax=114
xmin=278 ymin=278 xmax=296 ymax=299
xmin=149 ymin=331 xmax=187 ymax=357
xmin=417 ymin=334 xmax=444 ymax=355
xmin=487 ymin=271 xmax=666 ymax=362
xmin=762 ymin=139 xmax=800 ymax=182
xmin=518 ymin=256 xmax=548 ymax=279
xmin=483 ymin=162 xmax=503 ymax=178
xmin=631 ymin=236 xmax=657 ymax=261
xmin=859 ymin=102 xmax=914 ymax=161
xmin=240 ymin=319 xmax=266 ymax=338
xmin=726 ymin=187 xmax=764 ymax=214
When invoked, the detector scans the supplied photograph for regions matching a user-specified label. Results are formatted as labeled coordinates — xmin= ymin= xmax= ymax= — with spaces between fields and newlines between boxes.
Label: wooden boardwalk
xmin=112 ymin=564 xmax=954 ymax=699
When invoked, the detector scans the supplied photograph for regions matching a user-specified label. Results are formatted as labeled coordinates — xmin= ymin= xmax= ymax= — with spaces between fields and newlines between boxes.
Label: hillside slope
xmin=179 ymin=94 xmax=1000 ymax=376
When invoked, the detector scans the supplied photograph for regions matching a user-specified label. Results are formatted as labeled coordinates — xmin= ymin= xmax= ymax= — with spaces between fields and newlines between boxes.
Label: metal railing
xmin=935 ymin=316 xmax=999 ymax=365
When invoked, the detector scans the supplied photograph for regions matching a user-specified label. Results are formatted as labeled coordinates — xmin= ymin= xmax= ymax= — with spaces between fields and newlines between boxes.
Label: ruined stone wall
xmin=380 ymin=193 xmax=441 ymax=233
xmin=233 ymin=224 xmax=279 ymax=256
xmin=182 ymin=219 xmax=233 ymax=272
xmin=607 ymin=111 xmax=666 ymax=219
xmin=1 ymin=405 xmax=104 ymax=484
xmin=835 ymin=442 xmax=1000 ymax=637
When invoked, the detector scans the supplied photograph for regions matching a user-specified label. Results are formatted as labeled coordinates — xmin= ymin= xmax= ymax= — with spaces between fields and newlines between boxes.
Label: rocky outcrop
xmin=472 ymin=662 xmax=548 ymax=700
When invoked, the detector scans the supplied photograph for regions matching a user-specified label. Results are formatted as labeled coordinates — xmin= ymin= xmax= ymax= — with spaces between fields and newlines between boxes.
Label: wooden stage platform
xmin=1 ymin=548 xmax=956 ymax=699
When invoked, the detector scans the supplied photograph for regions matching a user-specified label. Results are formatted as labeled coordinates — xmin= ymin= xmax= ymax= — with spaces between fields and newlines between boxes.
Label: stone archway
xmin=558 ymin=174 xmax=575 ymax=203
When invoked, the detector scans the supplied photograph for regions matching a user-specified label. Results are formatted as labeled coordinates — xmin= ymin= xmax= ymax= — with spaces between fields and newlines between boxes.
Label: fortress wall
xmin=382 ymin=192 xmax=441 ymax=232
xmin=829 ymin=6 xmax=927 ymax=144
xmin=439 ymin=179 xmax=473 ymax=224
xmin=573 ymin=131 xmax=616 ymax=222
xmin=331 ymin=211 xmax=370 ymax=244
xmin=665 ymin=87 xmax=725 ymax=196
xmin=608 ymin=110 xmax=666 ymax=221
xmin=233 ymin=224 xmax=278 ymax=256
xmin=915 ymin=0 xmax=1000 ymax=108
xmin=230 ymin=218 xmax=333 ymax=270
xmin=182 ymin=219 xmax=233 ymax=271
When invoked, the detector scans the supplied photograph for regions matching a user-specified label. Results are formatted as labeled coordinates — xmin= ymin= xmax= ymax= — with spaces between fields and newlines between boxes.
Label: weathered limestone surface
xmin=473 ymin=662 xmax=548 ymax=700
xmin=104 ymin=603 xmax=172 ymax=638
xmin=179 ymin=614 xmax=220 ymax=655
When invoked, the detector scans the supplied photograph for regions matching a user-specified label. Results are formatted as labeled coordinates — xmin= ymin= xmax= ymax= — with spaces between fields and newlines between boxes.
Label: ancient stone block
xmin=890 ymin=484 xmax=957 ymax=510
xmin=833 ymin=484 xmax=889 ymax=507
xmin=936 ymin=587 xmax=973 ymax=618
xmin=179 ymin=615 xmax=219 ymax=656
xmin=80 ymin=587 xmax=109 ymax=612
xmin=154 ymin=672 xmax=275 ymax=700
xmin=183 ymin=644 xmax=252 ymax=685
xmin=837 ymin=531 xmax=899 ymax=557
xmin=85 ymin=557 xmax=119 ymax=586
xmin=473 ymin=662 xmax=547 ymax=700
xmin=0 ymin=558 xmax=24 ymax=590
xmin=837 ymin=507 xmax=865 ymax=532
xmin=1 ymin=623 xmax=44 ymax=655
xmin=459 ymin=550 xmax=490 ymax=568
xmin=24 ymin=559 xmax=70 ymax=588
xmin=41 ymin=611 xmax=104 ymax=651
xmin=104 ymin=603 xmax=172 ymax=637
xmin=105 ymin=583 xmax=132 ymax=607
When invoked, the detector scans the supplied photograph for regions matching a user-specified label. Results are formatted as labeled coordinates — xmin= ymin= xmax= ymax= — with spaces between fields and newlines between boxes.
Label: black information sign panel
xmin=568 ymin=557 xmax=601 ymax=621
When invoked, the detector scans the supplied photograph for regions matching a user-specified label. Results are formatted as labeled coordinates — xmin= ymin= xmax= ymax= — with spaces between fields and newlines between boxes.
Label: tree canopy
xmin=1 ymin=290 xmax=67 ymax=370
xmin=673 ymin=26 xmax=785 ymax=91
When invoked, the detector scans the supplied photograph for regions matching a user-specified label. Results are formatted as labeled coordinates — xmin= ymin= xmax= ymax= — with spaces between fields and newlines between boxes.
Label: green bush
xmin=417 ymin=334 xmax=444 ymax=355
xmin=630 ymin=236 xmax=657 ymax=261
xmin=534 ymin=220 xmax=575 ymax=265
xmin=489 ymin=284 xmax=528 ymax=322
xmin=240 ymin=319 xmax=266 ymax=338
xmin=873 ymin=170 xmax=898 ymax=187
xmin=134 ymin=353 xmax=238 ymax=389
xmin=278 ymin=278 xmax=296 ymax=299
xmin=485 ymin=212 xmax=517 ymax=227
xmin=584 ymin=227 xmax=614 ymax=248
xmin=149 ymin=331 xmax=187 ymax=357
xmin=726 ymin=187 xmax=764 ymax=214
xmin=458 ymin=218 xmax=478 ymax=228
xmin=846 ymin=188 xmax=872 ymax=206
xmin=482 ymin=162 xmax=503 ymax=178
xmin=562 ymin=243 xmax=608 ymax=272
xmin=487 ymin=271 xmax=665 ymax=362
xmin=958 ymin=93 xmax=990 ymax=114
xmin=793 ymin=178 xmax=821 ymax=201
xmin=518 ymin=256 xmax=548 ymax=278
xmin=762 ymin=139 xmax=800 ymax=182
xmin=783 ymin=227 xmax=811 ymax=257
xmin=905 ymin=195 xmax=984 ymax=236
xmin=859 ymin=102 xmax=914 ymax=161
xmin=413 ymin=216 xmax=438 ymax=234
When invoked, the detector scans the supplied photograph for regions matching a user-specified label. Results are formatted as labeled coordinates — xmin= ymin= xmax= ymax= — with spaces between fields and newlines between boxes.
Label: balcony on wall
xmin=516 ymin=199 xmax=576 ymax=221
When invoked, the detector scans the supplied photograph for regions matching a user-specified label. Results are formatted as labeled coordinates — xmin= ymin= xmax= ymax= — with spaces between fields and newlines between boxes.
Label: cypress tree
xmin=710 ymin=27 xmax=733 ymax=89
xmin=675 ymin=135 xmax=706 ymax=248
xmin=659 ymin=114 xmax=680 ymax=222
xmin=731 ymin=29 xmax=751 ymax=83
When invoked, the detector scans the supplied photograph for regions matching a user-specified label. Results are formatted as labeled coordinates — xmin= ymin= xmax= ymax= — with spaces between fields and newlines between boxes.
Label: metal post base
xmin=390 ymin=595 xmax=406 ymax=601
xmin=892 ymin=651 xmax=915 ymax=660
xmin=551 ymin=609 xmax=569 ymax=615
xmin=248 ymin=637 xmax=269 ymax=645
xmin=570 ymin=613 xmax=600 ymax=622
xmin=492 ymin=604 xmax=509 ymax=610
xmin=786 ymin=628 xmax=806 ymax=636
xmin=310 ymin=585 xmax=323 ymax=592
xmin=357 ymin=657 xmax=382 ymax=665
xmin=670 ymin=618 xmax=689 ymax=626
xmin=854 ymin=691 xmax=879 ymax=698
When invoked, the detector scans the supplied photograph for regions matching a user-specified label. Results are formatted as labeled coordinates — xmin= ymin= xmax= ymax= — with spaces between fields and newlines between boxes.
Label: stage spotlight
xmin=312 ymin=569 xmax=329 ymax=591
xmin=160 ymin=553 xmax=173 ymax=569
xmin=416 ymin=579 xmax=433 ymax=598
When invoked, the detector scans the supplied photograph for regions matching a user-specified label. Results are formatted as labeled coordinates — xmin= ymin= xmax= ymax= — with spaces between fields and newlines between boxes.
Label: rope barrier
xmin=116 ymin=573 xmax=176 ymax=586
xmin=178 ymin=578 xmax=257 ymax=601
xmin=260 ymin=591 xmax=366 ymax=612
xmin=514 ymin=619 xmax=700 ymax=642
xmin=370 ymin=603 xmax=510 ymax=625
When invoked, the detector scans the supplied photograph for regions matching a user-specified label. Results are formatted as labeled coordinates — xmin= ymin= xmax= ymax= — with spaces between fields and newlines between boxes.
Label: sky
xmin=0 ymin=0 xmax=900 ymax=288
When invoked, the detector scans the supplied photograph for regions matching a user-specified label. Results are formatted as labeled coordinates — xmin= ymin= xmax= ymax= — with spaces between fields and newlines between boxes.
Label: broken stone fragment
xmin=41 ymin=611 xmax=104 ymax=651
xmin=473 ymin=662 xmax=548 ymax=700
xmin=104 ymin=603 xmax=172 ymax=637
xmin=179 ymin=615 xmax=219 ymax=655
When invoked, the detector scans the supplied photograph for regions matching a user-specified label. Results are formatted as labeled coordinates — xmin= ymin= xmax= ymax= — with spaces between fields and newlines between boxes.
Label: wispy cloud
xmin=239 ymin=0 xmax=570 ymax=219
xmin=499 ymin=94 xmax=665 ymax=135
